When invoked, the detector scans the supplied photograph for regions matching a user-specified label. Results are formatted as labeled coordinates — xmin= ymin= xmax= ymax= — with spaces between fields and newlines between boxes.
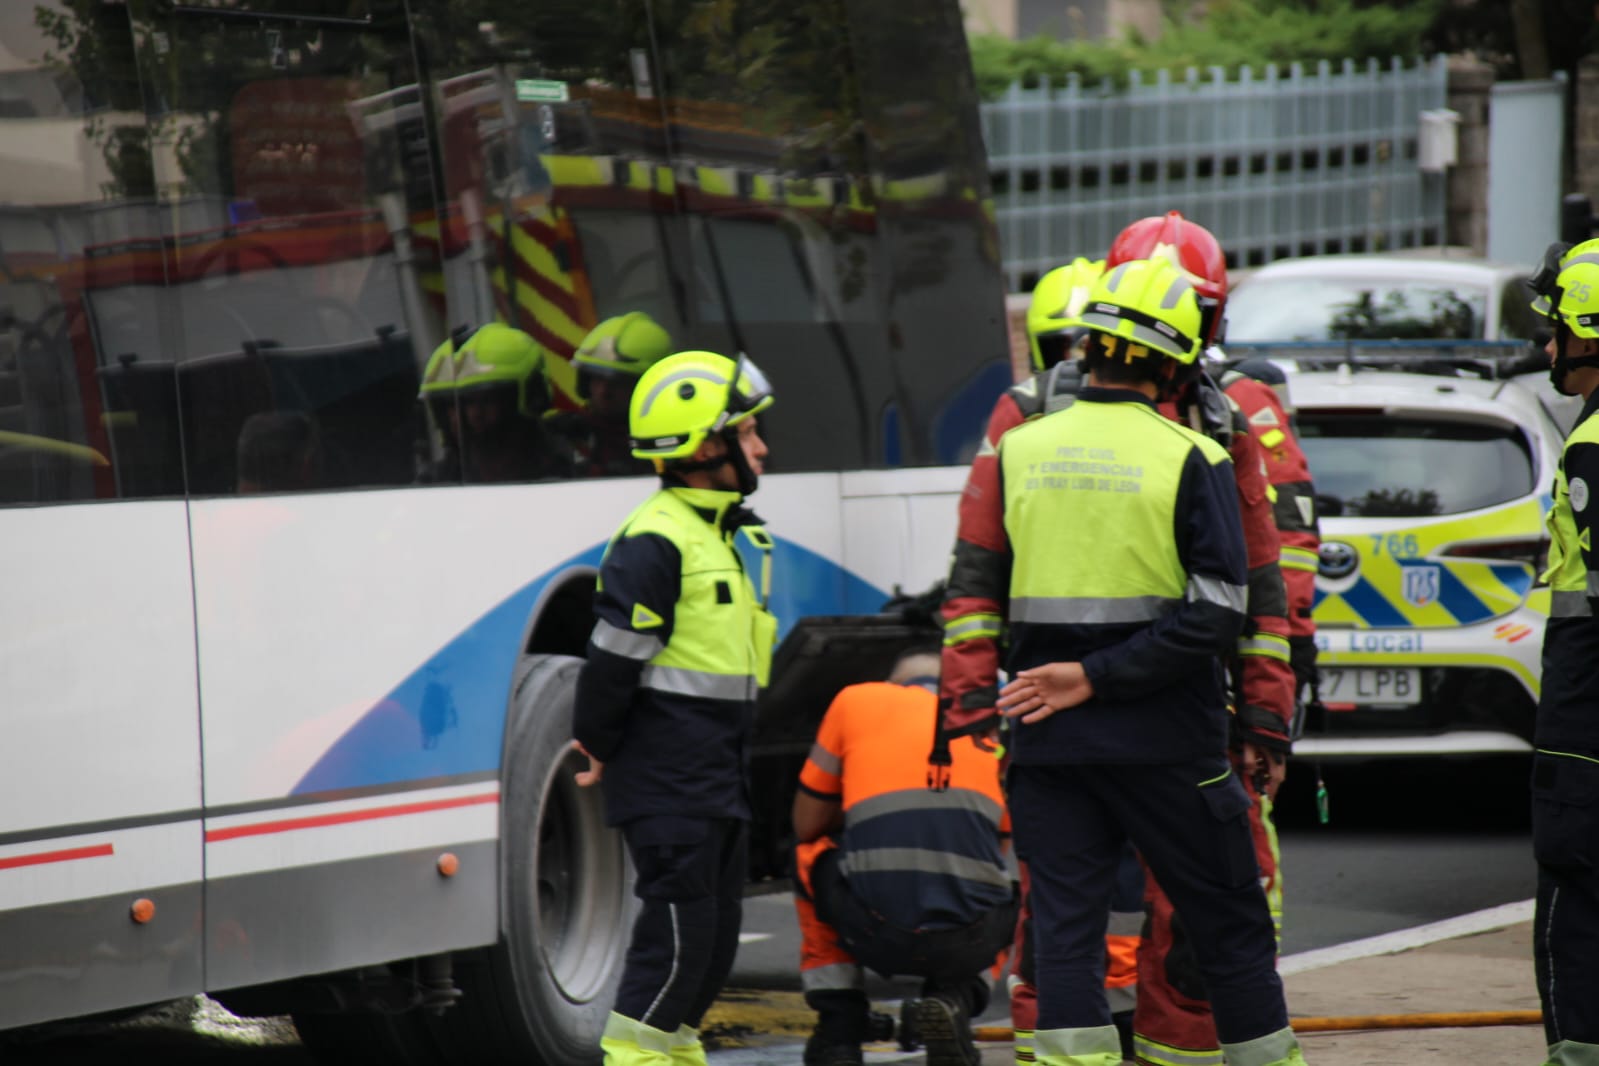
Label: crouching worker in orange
xmin=792 ymin=650 xmax=1017 ymax=1066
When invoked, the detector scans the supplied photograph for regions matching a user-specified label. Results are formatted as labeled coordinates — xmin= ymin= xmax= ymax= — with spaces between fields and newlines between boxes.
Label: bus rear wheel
xmin=426 ymin=653 xmax=634 ymax=1064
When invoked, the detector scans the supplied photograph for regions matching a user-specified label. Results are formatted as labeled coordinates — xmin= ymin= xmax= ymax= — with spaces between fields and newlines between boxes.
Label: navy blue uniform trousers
xmin=1008 ymin=758 xmax=1288 ymax=1044
xmin=1533 ymin=752 xmax=1599 ymax=1049
xmin=616 ymin=815 xmax=748 ymax=1032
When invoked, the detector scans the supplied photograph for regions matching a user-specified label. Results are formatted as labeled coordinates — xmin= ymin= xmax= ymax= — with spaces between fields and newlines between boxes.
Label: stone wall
xmin=1573 ymin=54 xmax=1599 ymax=229
xmin=1446 ymin=55 xmax=1494 ymax=256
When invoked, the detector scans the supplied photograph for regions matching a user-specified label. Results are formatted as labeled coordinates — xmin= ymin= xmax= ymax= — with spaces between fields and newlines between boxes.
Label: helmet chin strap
xmin=668 ymin=429 xmax=757 ymax=495
xmin=1550 ymin=320 xmax=1599 ymax=396
xmin=725 ymin=428 xmax=759 ymax=496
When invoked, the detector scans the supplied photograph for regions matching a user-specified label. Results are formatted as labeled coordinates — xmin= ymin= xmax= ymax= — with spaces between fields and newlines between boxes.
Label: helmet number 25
xmin=1569 ymin=282 xmax=1593 ymax=303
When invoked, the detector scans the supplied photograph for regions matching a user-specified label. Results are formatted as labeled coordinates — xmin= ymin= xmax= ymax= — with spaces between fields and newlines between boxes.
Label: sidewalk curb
xmin=1278 ymin=899 xmax=1534 ymax=975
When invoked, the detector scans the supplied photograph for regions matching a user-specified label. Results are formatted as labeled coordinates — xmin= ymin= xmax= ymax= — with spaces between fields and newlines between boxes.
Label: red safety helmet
xmin=1106 ymin=211 xmax=1229 ymax=347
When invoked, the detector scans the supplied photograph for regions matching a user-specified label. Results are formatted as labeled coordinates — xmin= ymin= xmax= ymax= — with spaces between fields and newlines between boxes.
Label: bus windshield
xmin=1 ymin=0 xmax=1009 ymax=505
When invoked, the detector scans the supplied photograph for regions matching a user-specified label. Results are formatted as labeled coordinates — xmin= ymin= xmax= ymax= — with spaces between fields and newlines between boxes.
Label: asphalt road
xmin=0 ymin=756 xmax=1536 ymax=1064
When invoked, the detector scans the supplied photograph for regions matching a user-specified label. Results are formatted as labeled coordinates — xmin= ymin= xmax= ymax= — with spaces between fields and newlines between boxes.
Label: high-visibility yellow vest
xmin=611 ymin=486 xmax=775 ymax=695
xmin=999 ymin=400 xmax=1230 ymax=624
xmin=1543 ymin=414 xmax=1599 ymax=619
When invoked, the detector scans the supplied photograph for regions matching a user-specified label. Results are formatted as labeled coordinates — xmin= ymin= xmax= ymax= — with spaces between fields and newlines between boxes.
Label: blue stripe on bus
xmin=293 ymin=537 xmax=889 ymax=795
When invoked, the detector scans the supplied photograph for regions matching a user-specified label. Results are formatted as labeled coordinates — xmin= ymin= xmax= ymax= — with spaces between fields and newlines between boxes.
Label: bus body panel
xmin=0 ymin=501 xmax=204 ymax=1028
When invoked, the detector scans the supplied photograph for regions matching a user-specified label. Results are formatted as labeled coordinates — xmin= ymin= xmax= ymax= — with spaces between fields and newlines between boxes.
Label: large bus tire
xmin=426 ymin=653 xmax=634 ymax=1064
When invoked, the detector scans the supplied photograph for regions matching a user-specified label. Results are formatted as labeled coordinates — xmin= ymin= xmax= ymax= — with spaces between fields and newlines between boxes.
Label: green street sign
xmin=516 ymin=79 xmax=569 ymax=103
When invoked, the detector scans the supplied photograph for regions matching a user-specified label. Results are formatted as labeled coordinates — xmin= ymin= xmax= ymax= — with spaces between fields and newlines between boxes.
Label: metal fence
xmin=980 ymin=55 xmax=1450 ymax=292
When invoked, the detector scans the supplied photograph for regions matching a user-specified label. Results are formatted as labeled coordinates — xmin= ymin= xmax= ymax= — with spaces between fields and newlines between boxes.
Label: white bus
xmin=0 ymin=0 xmax=1010 ymax=1061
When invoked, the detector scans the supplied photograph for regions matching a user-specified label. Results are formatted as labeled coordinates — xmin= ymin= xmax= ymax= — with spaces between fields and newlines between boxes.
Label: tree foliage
xmin=969 ymin=0 xmax=1445 ymax=98
xmin=1419 ymin=0 xmax=1597 ymax=80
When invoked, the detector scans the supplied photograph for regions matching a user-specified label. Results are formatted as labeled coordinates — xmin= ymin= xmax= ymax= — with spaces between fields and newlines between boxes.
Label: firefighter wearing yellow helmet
xmin=417 ymin=322 xmax=569 ymax=483
xmin=571 ymin=350 xmax=778 ymax=1066
xmin=552 ymin=312 xmax=676 ymax=477
xmin=1528 ymin=244 xmax=1599 ymax=1066
xmin=939 ymin=257 xmax=1309 ymax=1066
xmin=1026 ymin=256 xmax=1105 ymax=374
xmin=942 ymin=257 xmax=1106 ymax=781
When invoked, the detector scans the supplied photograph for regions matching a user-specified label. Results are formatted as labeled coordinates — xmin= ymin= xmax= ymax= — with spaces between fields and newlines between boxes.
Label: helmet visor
xmin=723 ymin=353 xmax=775 ymax=423
xmin=1197 ymin=295 xmax=1225 ymax=346
xmin=1529 ymin=241 xmax=1574 ymax=319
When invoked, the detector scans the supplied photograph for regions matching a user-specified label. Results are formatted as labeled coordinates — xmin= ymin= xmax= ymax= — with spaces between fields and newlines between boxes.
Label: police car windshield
xmin=1228 ymin=278 xmax=1487 ymax=341
xmin=1298 ymin=414 xmax=1534 ymax=517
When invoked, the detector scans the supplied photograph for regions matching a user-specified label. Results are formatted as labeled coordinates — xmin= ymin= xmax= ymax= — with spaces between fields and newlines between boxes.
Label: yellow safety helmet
xmin=419 ymin=322 xmax=549 ymax=417
xmin=1550 ymin=259 xmax=1599 ymax=339
xmin=573 ymin=313 xmax=674 ymax=394
xmin=629 ymin=350 xmax=774 ymax=461
xmin=1530 ymin=238 xmax=1599 ymax=321
xmin=1080 ymin=257 xmax=1204 ymax=364
xmin=1026 ymin=257 xmax=1104 ymax=372
xmin=420 ymin=337 xmax=455 ymax=396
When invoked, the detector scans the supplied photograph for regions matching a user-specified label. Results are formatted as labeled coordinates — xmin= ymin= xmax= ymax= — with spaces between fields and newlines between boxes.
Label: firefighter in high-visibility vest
xmin=417 ymin=321 xmax=571 ymax=483
xmin=551 ymin=311 xmax=675 ymax=477
xmin=937 ymin=256 xmax=1307 ymax=1066
xmin=948 ymin=257 xmax=1144 ymax=1061
xmin=571 ymin=350 xmax=779 ymax=1066
xmin=1527 ymin=240 xmax=1599 ymax=1066
xmin=1106 ymin=212 xmax=1297 ymax=1066
xmin=946 ymin=223 xmax=1295 ymax=1064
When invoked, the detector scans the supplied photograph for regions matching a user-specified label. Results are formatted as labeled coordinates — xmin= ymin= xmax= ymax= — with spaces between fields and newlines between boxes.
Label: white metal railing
xmin=980 ymin=55 xmax=1450 ymax=291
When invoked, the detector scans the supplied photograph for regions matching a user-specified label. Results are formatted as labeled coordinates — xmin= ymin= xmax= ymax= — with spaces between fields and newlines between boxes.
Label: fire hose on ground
xmin=969 ymin=1010 xmax=1544 ymax=1041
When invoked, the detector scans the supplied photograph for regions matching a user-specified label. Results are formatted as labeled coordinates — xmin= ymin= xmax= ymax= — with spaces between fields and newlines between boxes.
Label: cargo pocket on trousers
xmin=625 ymin=815 xmax=713 ymax=901
xmin=1198 ymin=771 xmax=1259 ymax=888
xmin=1532 ymin=754 xmax=1599 ymax=872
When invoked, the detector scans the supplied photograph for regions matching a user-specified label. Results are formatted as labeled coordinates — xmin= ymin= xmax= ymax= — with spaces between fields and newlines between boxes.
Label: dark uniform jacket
xmin=1539 ymin=389 xmax=1599 ymax=755
xmin=573 ymin=484 xmax=774 ymax=825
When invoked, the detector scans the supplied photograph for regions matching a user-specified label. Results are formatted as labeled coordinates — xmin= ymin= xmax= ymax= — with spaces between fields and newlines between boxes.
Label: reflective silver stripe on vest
xmin=589 ymin=619 xmax=664 ymax=661
xmin=1010 ymin=595 xmax=1176 ymax=625
xmin=1587 ymin=570 xmax=1599 ymax=599
xmin=1552 ymin=590 xmax=1594 ymax=618
xmin=844 ymin=787 xmax=1006 ymax=830
xmin=639 ymin=664 xmax=757 ymax=701
xmin=800 ymin=962 xmax=865 ymax=993
xmin=838 ymin=847 xmax=1010 ymax=889
xmin=1186 ymin=574 xmax=1248 ymax=612
xmin=1107 ymin=982 xmax=1138 ymax=1016
xmin=806 ymin=742 xmax=842 ymax=778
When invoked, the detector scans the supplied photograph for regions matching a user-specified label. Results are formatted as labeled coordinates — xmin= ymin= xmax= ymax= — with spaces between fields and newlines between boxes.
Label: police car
xmin=1280 ymin=355 xmax=1563 ymax=758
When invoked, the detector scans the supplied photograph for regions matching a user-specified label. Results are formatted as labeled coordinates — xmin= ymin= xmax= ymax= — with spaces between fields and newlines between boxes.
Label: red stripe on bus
xmin=205 ymin=792 xmax=499 ymax=843
xmin=0 ymin=843 xmax=115 ymax=871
